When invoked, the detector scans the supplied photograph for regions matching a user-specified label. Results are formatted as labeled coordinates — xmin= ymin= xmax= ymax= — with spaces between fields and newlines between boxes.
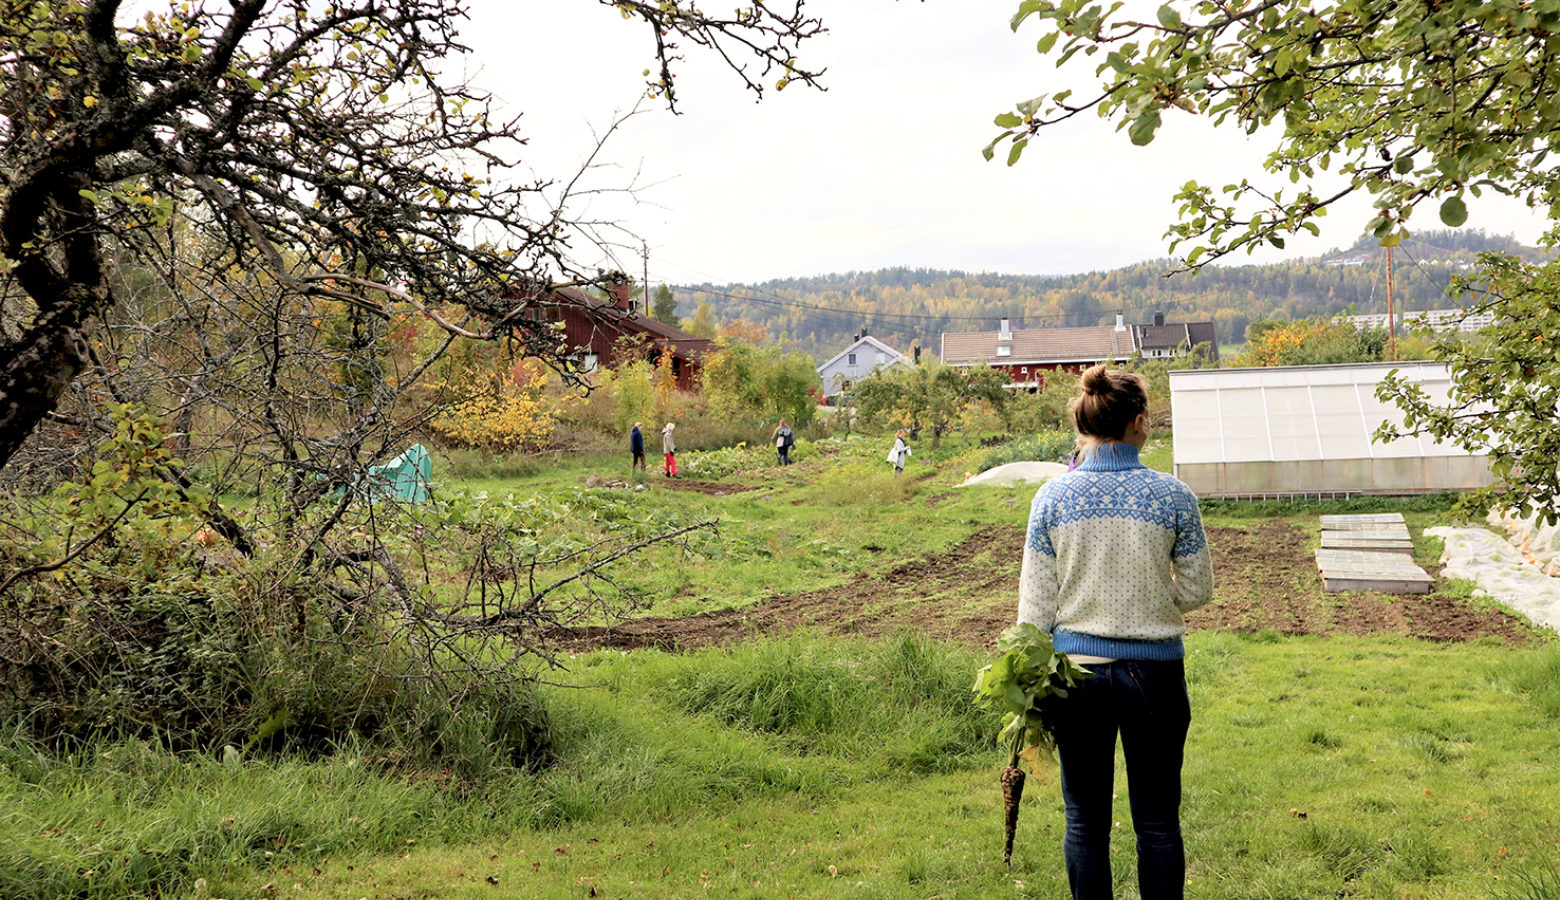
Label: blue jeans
xmin=1047 ymin=659 xmax=1190 ymax=900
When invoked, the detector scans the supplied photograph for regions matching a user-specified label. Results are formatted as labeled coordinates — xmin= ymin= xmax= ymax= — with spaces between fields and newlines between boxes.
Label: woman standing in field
xmin=1017 ymin=363 xmax=1214 ymax=900
xmin=661 ymin=422 xmax=678 ymax=478
xmin=886 ymin=430 xmax=911 ymax=476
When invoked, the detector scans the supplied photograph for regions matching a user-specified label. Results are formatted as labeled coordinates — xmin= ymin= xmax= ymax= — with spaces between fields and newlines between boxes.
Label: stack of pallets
xmin=1315 ymin=513 xmax=1433 ymax=593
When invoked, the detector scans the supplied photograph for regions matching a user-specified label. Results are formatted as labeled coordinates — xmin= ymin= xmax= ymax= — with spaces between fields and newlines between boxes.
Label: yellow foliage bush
xmin=429 ymin=360 xmax=558 ymax=452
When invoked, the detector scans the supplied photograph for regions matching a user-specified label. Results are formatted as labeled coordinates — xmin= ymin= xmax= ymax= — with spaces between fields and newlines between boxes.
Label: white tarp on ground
xmin=1425 ymin=526 xmax=1560 ymax=631
xmin=1486 ymin=506 xmax=1560 ymax=576
xmin=959 ymin=461 xmax=1070 ymax=488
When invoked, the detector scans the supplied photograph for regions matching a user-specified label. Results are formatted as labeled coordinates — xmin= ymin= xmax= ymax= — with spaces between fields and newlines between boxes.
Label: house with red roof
xmin=520 ymin=281 xmax=712 ymax=391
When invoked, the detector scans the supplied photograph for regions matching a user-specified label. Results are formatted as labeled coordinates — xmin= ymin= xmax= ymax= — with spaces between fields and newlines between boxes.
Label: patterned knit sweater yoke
xmin=1017 ymin=441 xmax=1214 ymax=661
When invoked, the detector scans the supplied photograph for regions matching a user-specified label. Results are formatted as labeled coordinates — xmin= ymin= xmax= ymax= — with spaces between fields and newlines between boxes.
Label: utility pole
xmin=1385 ymin=245 xmax=1396 ymax=361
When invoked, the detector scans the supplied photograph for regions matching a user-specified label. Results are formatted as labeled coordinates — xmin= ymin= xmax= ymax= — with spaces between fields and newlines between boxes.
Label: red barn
xmin=520 ymin=282 xmax=711 ymax=391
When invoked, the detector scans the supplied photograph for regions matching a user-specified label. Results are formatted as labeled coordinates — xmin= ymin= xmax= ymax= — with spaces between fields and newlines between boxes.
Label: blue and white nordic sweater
xmin=1018 ymin=442 xmax=1214 ymax=661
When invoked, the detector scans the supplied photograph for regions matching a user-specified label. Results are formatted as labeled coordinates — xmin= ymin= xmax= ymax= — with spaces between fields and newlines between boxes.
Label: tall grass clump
xmin=656 ymin=633 xmax=988 ymax=771
xmin=438 ymin=447 xmax=548 ymax=481
xmin=814 ymin=464 xmax=918 ymax=506
xmin=0 ymin=734 xmax=556 ymax=900
xmin=1503 ymin=643 xmax=1560 ymax=717
xmin=1494 ymin=866 xmax=1560 ymax=900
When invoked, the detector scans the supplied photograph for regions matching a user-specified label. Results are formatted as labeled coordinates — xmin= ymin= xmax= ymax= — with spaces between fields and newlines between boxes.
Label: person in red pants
xmin=661 ymin=422 xmax=678 ymax=477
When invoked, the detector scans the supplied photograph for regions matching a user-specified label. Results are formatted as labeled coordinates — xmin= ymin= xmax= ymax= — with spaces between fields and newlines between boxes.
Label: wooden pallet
xmin=1319 ymin=534 xmax=1416 ymax=555
xmin=1315 ymin=548 xmax=1433 ymax=593
xmin=1320 ymin=513 xmax=1407 ymax=528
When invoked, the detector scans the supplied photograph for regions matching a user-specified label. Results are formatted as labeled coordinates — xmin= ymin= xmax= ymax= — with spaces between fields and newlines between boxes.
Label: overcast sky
xmin=461 ymin=1 xmax=1550 ymax=287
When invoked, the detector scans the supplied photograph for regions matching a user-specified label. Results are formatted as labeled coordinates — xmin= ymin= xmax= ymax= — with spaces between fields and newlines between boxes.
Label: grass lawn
xmin=5 ymin=435 xmax=1558 ymax=900
xmin=192 ymin=633 xmax=1560 ymax=900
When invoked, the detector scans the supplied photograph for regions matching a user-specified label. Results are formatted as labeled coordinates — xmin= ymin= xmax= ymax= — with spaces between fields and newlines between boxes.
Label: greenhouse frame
xmin=1168 ymin=362 xmax=1494 ymax=498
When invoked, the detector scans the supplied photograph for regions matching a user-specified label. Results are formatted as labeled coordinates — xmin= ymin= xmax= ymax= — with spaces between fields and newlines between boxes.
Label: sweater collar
xmin=1078 ymin=441 xmax=1144 ymax=472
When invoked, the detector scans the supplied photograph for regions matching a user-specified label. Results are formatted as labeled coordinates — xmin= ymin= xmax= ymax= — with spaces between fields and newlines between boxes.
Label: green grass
xmin=439 ymin=434 xmax=1008 ymax=620
xmin=9 ymin=443 xmax=1560 ymax=900
xmin=84 ymin=632 xmax=1554 ymax=900
xmin=8 ymin=633 xmax=1560 ymax=899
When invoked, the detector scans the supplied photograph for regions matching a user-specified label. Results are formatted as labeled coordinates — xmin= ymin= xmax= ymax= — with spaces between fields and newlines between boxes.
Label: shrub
xmin=679 ymin=443 xmax=770 ymax=479
xmin=427 ymin=360 xmax=558 ymax=452
xmin=976 ymin=429 xmax=1077 ymax=473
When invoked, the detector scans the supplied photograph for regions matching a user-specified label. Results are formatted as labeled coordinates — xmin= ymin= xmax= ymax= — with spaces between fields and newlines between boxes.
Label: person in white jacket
xmin=886 ymin=431 xmax=911 ymax=476
xmin=661 ymin=422 xmax=678 ymax=478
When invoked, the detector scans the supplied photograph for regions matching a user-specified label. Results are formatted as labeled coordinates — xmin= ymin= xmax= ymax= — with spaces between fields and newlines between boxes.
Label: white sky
xmin=462 ymin=1 xmax=1551 ymax=287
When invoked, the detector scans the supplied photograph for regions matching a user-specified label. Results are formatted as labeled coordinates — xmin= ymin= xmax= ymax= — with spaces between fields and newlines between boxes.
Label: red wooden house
xmin=522 ymin=281 xmax=712 ymax=391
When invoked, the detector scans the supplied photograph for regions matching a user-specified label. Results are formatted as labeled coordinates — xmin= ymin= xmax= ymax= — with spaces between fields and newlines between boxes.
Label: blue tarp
xmin=363 ymin=444 xmax=433 ymax=503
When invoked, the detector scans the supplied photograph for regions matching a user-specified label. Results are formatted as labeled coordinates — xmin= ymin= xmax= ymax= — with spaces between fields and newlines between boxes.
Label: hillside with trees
xmin=671 ymin=230 xmax=1542 ymax=362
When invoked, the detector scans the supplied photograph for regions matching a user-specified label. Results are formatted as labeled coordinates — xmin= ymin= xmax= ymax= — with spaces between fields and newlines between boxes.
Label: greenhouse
xmin=1168 ymin=362 xmax=1494 ymax=498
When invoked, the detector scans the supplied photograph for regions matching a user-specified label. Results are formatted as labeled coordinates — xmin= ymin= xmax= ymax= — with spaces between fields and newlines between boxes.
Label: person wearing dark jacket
xmin=773 ymin=420 xmax=795 ymax=466
xmin=629 ymin=422 xmax=646 ymax=470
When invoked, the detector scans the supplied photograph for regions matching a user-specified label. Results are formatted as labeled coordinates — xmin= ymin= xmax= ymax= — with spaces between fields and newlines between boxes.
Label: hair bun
xmin=1081 ymin=366 xmax=1109 ymax=395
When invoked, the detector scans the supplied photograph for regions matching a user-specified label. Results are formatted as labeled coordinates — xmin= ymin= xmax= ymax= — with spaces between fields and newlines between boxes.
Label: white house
xmin=816 ymin=334 xmax=910 ymax=398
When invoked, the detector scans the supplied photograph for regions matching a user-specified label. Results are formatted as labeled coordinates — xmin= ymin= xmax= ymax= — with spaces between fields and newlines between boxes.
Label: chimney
xmin=606 ymin=275 xmax=632 ymax=311
xmin=853 ymin=331 xmax=860 ymax=342
xmin=1114 ymin=312 xmax=1127 ymax=333
xmin=1154 ymin=311 xmax=1165 ymax=327
xmin=999 ymin=317 xmax=1013 ymax=341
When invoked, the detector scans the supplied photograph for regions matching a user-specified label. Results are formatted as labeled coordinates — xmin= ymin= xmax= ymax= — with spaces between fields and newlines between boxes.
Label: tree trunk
xmin=0 ymin=304 xmax=92 ymax=471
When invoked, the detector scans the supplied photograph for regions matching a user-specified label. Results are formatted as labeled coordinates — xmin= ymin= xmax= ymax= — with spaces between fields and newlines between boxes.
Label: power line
xmin=1393 ymin=243 xmax=1455 ymax=302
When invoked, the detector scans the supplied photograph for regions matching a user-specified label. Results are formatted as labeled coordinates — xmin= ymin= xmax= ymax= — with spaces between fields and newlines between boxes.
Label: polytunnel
xmin=1168 ymin=361 xmax=1495 ymax=498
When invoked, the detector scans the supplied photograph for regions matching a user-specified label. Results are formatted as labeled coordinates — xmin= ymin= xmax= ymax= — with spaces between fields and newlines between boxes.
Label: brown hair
xmin=1069 ymin=364 xmax=1148 ymax=445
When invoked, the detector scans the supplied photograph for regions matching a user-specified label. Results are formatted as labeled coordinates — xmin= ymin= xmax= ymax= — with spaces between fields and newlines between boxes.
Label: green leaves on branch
xmin=1376 ymin=252 xmax=1560 ymax=524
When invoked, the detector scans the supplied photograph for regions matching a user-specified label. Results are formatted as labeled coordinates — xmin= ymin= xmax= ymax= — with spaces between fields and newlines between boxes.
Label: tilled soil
xmin=658 ymin=479 xmax=760 ymax=495
xmin=1187 ymin=519 xmax=1530 ymax=644
xmin=552 ymin=517 xmax=1532 ymax=653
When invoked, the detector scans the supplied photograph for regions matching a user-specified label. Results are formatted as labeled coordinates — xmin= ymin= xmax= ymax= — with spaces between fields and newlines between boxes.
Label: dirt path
xmin=658 ymin=479 xmax=759 ymax=495
xmin=552 ymin=518 xmax=1532 ymax=653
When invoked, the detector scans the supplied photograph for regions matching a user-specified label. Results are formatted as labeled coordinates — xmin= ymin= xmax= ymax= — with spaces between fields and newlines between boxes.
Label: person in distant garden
xmin=661 ymin=422 xmax=678 ymax=478
xmin=629 ymin=422 xmax=646 ymax=471
xmin=773 ymin=419 xmax=795 ymax=466
xmin=886 ymin=430 xmax=911 ymax=476
xmin=1016 ymin=363 xmax=1214 ymax=900
xmin=1066 ymin=436 xmax=1083 ymax=472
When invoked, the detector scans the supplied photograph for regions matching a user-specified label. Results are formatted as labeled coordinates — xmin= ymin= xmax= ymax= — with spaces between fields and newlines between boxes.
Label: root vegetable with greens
xmin=972 ymin=623 xmax=1092 ymax=867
